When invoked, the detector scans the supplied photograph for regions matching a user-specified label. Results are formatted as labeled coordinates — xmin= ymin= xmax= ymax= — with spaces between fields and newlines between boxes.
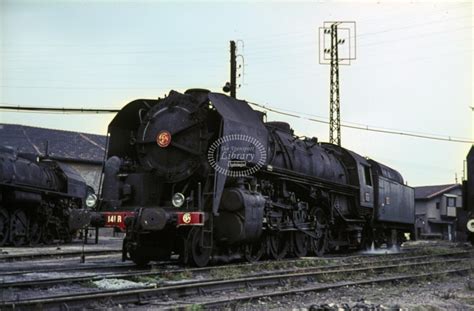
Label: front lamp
xmin=467 ymin=219 xmax=474 ymax=233
xmin=85 ymin=193 xmax=98 ymax=208
xmin=172 ymin=192 xmax=185 ymax=208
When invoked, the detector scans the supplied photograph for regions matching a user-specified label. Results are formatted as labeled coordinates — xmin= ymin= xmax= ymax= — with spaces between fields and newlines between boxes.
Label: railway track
xmin=0 ymin=249 xmax=471 ymax=310
xmin=0 ymin=242 xmax=459 ymax=276
xmin=0 ymin=240 xmax=459 ymax=268
xmin=1 ymin=249 xmax=469 ymax=289
xmin=178 ymin=268 xmax=472 ymax=310
xmin=0 ymin=249 xmax=122 ymax=263
xmin=0 ymin=261 xmax=138 ymax=277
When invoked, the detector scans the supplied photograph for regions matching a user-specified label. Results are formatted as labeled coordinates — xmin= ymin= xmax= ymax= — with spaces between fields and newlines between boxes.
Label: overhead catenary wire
xmin=3 ymin=25 xmax=470 ymax=81
xmin=3 ymin=42 xmax=471 ymax=90
xmin=3 ymin=10 xmax=471 ymax=54
xmin=0 ymin=84 xmax=222 ymax=91
xmin=0 ymin=105 xmax=120 ymax=114
xmin=246 ymin=101 xmax=473 ymax=144
xmin=1 ymin=103 xmax=472 ymax=144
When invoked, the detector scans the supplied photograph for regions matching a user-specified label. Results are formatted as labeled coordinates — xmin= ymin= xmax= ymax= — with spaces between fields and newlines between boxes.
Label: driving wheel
xmin=293 ymin=231 xmax=309 ymax=258
xmin=310 ymin=208 xmax=328 ymax=256
xmin=10 ymin=208 xmax=28 ymax=246
xmin=267 ymin=232 xmax=290 ymax=260
xmin=244 ymin=240 xmax=264 ymax=262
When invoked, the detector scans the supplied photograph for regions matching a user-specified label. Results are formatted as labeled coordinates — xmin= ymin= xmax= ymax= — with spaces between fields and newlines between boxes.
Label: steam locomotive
xmin=463 ymin=146 xmax=474 ymax=243
xmin=100 ymin=89 xmax=415 ymax=266
xmin=0 ymin=146 xmax=94 ymax=246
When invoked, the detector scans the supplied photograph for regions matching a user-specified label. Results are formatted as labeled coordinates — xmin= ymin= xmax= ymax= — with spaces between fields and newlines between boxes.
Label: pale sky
xmin=0 ymin=0 xmax=472 ymax=186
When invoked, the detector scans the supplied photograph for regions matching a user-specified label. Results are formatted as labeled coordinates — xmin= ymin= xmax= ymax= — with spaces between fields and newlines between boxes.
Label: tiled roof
xmin=414 ymin=184 xmax=461 ymax=200
xmin=0 ymin=124 xmax=106 ymax=164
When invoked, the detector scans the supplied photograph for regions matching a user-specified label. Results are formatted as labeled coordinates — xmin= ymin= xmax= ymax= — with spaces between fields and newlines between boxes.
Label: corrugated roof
xmin=414 ymin=184 xmax=461 ymax=200
xmin=0 ymin=124 xmax=106 ymax=164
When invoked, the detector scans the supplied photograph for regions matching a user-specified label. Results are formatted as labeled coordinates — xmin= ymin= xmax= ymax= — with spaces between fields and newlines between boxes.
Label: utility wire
xmin=0 ymin=106 xmax=119 ymax=113
xmin=247 ymin=101 xmax=473 ymax=144
xmin=0 ymin=85 xmax=221 ymax=90
xmin=1 ymin=103 xmax=472 ymax=144
xmin=3 ymin=14 xmax=471 ymax=57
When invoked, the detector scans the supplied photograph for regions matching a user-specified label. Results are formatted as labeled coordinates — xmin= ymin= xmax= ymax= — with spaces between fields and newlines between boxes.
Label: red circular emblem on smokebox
xmin=157 ymin=130 xmax=171 ymax=147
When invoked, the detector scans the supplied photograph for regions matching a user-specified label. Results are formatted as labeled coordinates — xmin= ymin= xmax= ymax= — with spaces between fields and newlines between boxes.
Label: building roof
xmin=0 ymin=124 xmax=106 ymax=164
xmin=414 ymin=184 xmax=461 ymax=200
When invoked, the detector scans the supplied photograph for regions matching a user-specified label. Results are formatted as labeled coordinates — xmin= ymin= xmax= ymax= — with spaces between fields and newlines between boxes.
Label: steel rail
xmin=0 ymin=249 xmax=122 ymax=263
xmin=0 ymin=252 xmax=469 ymax=288
xmin=1 ymin=251 xmax=469 ymax=289
xmin=0 ymin=260 xmax=177 ymax=277
xmin=0 ymin=257 xmax=470 ymax=310
xmin=0 ymin=262 xmax=138 ymax=277
xmin=0 ymin=240 xmax=457 ymax=264
xmin=177 ymin=268 xmax=473 ymax=309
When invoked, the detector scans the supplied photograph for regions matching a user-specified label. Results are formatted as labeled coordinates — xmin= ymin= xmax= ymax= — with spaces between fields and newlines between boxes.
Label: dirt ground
xmin=1 ymin=236 xmax=472 ymax=310
xmin=0 ymin=230 xmax=122 ymax=258
xmin=242 ymin=274 xmax=474 ymax=310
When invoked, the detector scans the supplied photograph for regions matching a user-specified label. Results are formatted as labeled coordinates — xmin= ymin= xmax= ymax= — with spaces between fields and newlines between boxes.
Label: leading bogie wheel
xmin=244 ymin=240 xmax=264 ymax=263
xmin=186 ymin=227 xmax=212 ymax=267
xmin=130 ymin=249 xmax=150 ymax=267
xmin=310 ymin=208 xmax=328 ymax=257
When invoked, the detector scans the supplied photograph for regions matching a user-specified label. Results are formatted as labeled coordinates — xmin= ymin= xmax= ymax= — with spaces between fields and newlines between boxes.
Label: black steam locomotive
xmin=100 ymin=89 xmax=415 ymax=266
xmin=0 ymin=146 xmax=94 ymax=246
xmin=463 ymin=146 xmax=474 ymax=243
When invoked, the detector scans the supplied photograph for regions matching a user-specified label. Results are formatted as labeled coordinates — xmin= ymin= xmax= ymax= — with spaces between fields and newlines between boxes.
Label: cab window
xmin=363 ymin=165 xmax=372 ymax=186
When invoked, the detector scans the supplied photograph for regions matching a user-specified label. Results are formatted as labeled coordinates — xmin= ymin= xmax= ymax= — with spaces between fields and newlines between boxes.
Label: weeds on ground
xmin=294 ymin=258 xmax=334 ymax=268
xmin=258 ymin=258 xmax=337 ymax=271
xmin=259 ymin=261 xmax=280 ymax=271
xmin=184 ymin=304 xmax=203 ymax=311
xmin=412 ymin=248 xmax=456 ymax=256
xmin=210 ymin=267 xmax=242 ymax=280
xmin=162 ymin=270 xmax=193 ymax=281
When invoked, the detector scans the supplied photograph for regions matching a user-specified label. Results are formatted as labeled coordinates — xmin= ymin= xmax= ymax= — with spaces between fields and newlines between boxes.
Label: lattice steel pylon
xmin=319 ymin=21 xmax=356 ymax=146
xmin=329 ymin=24 xmax=341 ymax=146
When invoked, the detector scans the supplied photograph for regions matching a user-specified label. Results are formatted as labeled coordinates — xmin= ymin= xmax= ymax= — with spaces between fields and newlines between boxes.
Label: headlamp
xmin=85 ymin=193 xmax=98 ymax=208
xmin=172 ymin=192 xmax=185 ymax=208
xmin=467 ymin=219 xmax=474 ymax=233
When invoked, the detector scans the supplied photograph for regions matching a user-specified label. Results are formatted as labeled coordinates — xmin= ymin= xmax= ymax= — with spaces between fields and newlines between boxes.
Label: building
xmin=414 ymin=184 xmax=463 ymax=241
xmin=0 ymin=124 xmax=106 ymax=192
